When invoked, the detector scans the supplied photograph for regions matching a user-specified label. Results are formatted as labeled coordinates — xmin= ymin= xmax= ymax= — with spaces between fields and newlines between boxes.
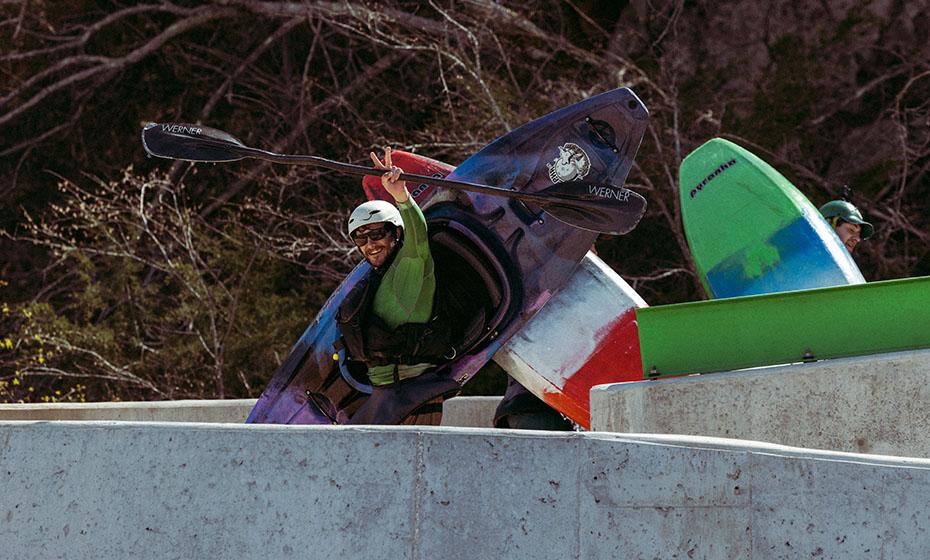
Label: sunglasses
xmin=351 ymin=225 xmax=393 ymax=247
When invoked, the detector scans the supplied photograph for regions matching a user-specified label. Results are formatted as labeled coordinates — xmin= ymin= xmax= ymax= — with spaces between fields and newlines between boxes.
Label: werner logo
xmin=689 ymin=158 xmax=737 ymax=199
xmin=162 ymin=124 xmax=203 ymax=136
xmin=588 ymin=185 xmax=631 ymax=201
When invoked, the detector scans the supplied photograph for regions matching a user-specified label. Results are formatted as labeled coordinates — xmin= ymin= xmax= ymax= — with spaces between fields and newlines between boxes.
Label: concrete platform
xmin=2 ymin=421 xmax=930 ymax=558
xmin=590 ymin=349 xmax=930 ymax=457
xmin=0 ymin=397 xmax=499 ymax=428
xmin=0 ymin=399 xmax=257 ymax=423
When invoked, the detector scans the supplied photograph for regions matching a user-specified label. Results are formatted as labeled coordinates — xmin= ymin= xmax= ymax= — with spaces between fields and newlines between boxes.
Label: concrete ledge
xmin=3 ymin=422 xmax=930 ymax=558
xmin=0 ymin=399 xmax=257 ymax=423
xmin=0 ymin=398 xmax=499 ymax=427
xmin=440 ymin=396 xmax=501 ymax=427
xmin=590 ymin=349 xmax=930 ymax=457
xmin=0 ymin=397 xmax=504 ymax=428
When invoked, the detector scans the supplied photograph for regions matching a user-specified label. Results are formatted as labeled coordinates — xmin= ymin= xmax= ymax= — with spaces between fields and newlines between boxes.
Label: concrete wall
xmin=0 ymin=397 xmax=497 ymax=427
xmin=0 ymin=399 xmax=257 ymax=423
xmin=3 ymin=421 xmax=930 ymax=559
xmin=590 ymin=349 xmax=930 ymax=457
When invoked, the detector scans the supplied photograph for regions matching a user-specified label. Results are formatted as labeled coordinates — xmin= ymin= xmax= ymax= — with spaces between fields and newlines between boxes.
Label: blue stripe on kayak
xmin=706 ymin=215 xmax=865 ymax=298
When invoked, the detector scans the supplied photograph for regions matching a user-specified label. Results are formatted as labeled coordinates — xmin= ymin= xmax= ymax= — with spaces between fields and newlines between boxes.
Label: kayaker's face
xmin=353 ymin=223 xmax=398 ymax=268
xmin=835 ymin=221 xmax=862 ymax=253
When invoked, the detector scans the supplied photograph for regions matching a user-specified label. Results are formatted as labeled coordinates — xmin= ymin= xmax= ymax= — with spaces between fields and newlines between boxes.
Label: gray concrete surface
xmin=0 ymin=397 xmax=498 ymax=427
xmin=2 ymin=421 xmax=930 ymax=559
xmin=590 ymin=349 xmax=930 ymax=456
xmin=0 ymin=399 xmax=257 ymax=423
xmin=440 ymin=396 xmax=501 ymax=427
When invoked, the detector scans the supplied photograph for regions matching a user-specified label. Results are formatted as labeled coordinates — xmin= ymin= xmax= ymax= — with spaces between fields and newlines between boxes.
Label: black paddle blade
xmin=142 ymin=122 xmax=248 ymax=162
xmin=537 ymin=181 xmax=647 ymax=235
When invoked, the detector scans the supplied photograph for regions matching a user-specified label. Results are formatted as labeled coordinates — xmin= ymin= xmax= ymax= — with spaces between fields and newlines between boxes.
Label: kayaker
xmin=339 ymin=149 xmax=575 ymax=428
xmin=819 ymin=199 xmax=874 ymax=254
xmin=338 ymin=147 xmax=461 ymax=424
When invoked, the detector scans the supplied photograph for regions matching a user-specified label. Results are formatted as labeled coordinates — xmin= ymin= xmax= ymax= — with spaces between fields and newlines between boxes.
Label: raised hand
xmin=370 ymin=147 xmax=408 ymax=203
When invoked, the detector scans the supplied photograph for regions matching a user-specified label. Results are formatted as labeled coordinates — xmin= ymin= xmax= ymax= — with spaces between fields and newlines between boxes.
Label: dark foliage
xmin=1 ymin=0 xmax=927 ymax=401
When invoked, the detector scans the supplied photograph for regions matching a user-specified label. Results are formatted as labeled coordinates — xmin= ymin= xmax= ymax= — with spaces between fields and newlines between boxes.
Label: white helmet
xmin=346 ymin=200 xmax=403 ymax=236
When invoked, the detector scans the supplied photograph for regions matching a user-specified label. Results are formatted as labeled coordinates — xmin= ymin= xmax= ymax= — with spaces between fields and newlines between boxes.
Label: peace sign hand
xmin=370 ymin=147 xmax=408 ymax=203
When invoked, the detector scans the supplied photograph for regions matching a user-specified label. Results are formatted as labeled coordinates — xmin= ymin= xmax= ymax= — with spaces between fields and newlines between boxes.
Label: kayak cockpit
xmin=431 ymin=222 xmax=514 ymax=355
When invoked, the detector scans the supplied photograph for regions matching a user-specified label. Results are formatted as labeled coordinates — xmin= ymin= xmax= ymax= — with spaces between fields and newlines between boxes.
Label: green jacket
xmin=367 ymin=198 xmax=435 ymax=385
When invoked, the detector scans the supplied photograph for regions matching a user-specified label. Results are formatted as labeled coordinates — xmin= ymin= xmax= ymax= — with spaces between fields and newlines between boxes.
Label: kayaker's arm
xmin=368 ymin=146 xmax=435 ymax=325
xmin=396 ymin=198 xmax=430 ymax=260
xmin=374 ymin=197 xmax=435 ymax=327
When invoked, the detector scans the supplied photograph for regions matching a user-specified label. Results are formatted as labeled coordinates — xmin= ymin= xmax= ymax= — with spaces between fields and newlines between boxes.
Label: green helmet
xmin=819 ymin=200 xmax=873 ymax=239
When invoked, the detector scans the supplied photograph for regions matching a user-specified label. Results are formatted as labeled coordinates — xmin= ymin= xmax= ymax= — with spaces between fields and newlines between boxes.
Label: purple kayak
xmin=246 ymin=88 xmax=649 ymax=425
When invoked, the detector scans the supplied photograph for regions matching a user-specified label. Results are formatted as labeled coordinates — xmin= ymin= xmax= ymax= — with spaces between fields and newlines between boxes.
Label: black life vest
xmin=336 ymin=269 xmax=460 ymax=368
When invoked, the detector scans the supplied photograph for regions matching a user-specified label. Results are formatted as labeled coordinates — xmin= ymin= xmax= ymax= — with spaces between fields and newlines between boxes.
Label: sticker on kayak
xmin=547 ymin=143 xmax=591 ymax=183
xmin=411 ymin=171 xmax=445 ymax=201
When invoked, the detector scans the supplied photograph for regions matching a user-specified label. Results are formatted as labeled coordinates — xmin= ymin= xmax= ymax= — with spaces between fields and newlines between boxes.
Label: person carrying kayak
xmin=819 ymin=199 xmax=874 ymax=254
xmin=337 ymin=147 xmax=461 ymax=423
xmin=338 ymin=148 xmax=574 ymax=429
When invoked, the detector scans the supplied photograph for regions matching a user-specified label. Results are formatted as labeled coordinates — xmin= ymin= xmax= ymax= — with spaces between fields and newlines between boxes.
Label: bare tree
xmin=2 ymin=1 xmax=928 ymax=400
xmin=7 ymin=169 xmax=351 ymax=400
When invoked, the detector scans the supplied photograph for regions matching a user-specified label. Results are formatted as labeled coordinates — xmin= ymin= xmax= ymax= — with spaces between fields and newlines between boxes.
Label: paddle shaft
xmin=229 ymin=144 xmax=564 ymax=208
xmin=142 ymin=122 xmax=647 ymax=234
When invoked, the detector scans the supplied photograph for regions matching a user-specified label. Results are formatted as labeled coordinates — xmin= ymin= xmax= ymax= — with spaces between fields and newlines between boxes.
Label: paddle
xmin=142 ymin=122 xmax=646 ymax=235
